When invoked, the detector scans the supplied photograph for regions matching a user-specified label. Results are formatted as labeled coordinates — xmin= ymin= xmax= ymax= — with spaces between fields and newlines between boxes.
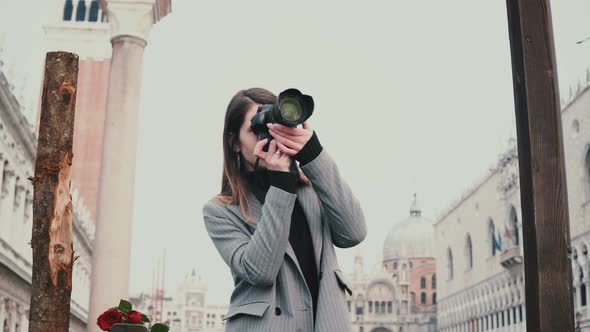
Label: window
xmin=420 ymin=276 xmax=427 ymax=289
xmin=432 ymin=292 xmax=437 ymax=304
xmin=63 ymin=0 xmax=74 ymax=20
xmin=420 ymin=292 xmax=426 ymax=304
xmin=447 ymin=248 xmax=454 ymax=279
xmin=585 ymin=147 xmax=590 ymax=201
xmin=387 ymin=301 xmax=392 ymax=313
xmin=381 ymin=301 xmax=386 ymax=314
xmin=581 ymin=268 xmax=587 ymax=306
xmin=509 ymin=207 xmax=519 ymax=246
xmin=76 ymin=0 xmax=87 ymax=21
xmin=432 ymin=274 xmax=437 ymax=288
xmin=368 ymin=301 xmax=373 ymax=313
xmin=465 ymin=234 xmax=473 ymax=269
xmin=356 ymin=307 xmax=363 ymax=315
xmin=393 ymin=261 xmax=398 ymax=270
xmin=89 ymin=0 xmax=99 ymax=22
xmin=488 ymin=219 xmax=498 ymax=256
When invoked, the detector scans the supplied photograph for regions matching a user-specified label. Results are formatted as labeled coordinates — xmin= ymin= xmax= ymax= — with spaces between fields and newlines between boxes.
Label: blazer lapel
xmin=295 ymin=184 xmax=324 ymax=275
xmin=239 ymin=186 xmax=323 ymax=279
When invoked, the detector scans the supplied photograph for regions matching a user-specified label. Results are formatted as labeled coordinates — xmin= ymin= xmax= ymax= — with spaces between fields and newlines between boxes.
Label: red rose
xmin=97 ymin=309 xmax=123 ymax=331
xmin=125 ymin=310 xmax=143 ymax=324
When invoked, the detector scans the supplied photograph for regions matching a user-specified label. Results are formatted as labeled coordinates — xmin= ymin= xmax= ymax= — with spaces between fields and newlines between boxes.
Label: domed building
xmin=382 ymin=195 xmax=437 ymax=313
xmin=345 ymin=195 xmax=437 ymax=332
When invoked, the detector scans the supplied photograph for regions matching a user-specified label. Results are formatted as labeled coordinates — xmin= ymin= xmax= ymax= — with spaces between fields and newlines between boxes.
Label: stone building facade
xmin=435 ymin=72 xmax=590 ymax=332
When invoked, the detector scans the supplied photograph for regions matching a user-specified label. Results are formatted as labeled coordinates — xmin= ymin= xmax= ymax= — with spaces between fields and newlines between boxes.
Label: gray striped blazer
xmin=203 ymin=149 xmax=367 ymax=332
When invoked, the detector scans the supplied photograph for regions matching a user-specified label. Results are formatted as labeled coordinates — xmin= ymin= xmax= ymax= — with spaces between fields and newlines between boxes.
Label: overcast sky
xmin=1 ymin=0 xmax=589 ymax=305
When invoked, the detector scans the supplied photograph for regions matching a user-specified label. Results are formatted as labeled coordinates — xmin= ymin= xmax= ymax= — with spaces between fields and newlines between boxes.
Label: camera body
xmin=250 ymin=88 xmax=314 ymax=152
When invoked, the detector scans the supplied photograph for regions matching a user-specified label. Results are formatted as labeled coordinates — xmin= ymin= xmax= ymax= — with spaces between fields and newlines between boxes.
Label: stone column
xmin=21 ymin=191 xmax=33 ymax=261
xmin=11 ymin=180 xmax=26 ymax=255
xmin=0 ymin=297 xmax=6 ymax=331
xmin=88 ymin=1 xmax=170 ymax=331
xmin=6 ymin=300 xmax=15 ymax=332
xmin=18 ymin=306 xmax=27 ymax=332
xmin=0 ymin=167 xmax=15 ymax=239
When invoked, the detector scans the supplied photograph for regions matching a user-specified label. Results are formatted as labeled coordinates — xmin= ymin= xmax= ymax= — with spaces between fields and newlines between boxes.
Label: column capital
xmin=100 ymin=0 xmax=171 ymax=43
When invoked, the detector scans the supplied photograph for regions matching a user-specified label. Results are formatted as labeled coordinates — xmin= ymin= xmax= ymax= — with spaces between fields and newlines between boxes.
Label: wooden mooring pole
xmin=28 ymin=51 xmax=78 ymax=332
xmin=506 ymin=1 xmax=575 ymax=331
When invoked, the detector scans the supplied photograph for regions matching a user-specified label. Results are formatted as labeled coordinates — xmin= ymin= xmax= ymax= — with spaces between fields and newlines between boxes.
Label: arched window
xmin=509 ymin=207 xmax=519 ymax=246
xmin=381 ymin=301 xmax=386 ymax=314
xmin=89 ymin=0 xmax=99 ymax=22
xmin=368 ymin=301 xmax=373 ymax=313
xmin=447 ymin=248 xmax=454 ymax=279
xmin=420 ymin=276 xmax=426 ymax=289
xmin=420 ymin=292 xmax=427 ymax=304
xmin=585 ymin=147 xmax=590 ymax=201
xmin=63 ymin=0 xmax=74 ymax=21
xmin=581 ymin=268 xmax=587 ymax=307
xmin=432 ymin=274 xmax=436 ymax=288
xmin=465 ymin=233 xmax=473 ymax=269
xmin=488 ymin=219 xmax=497 ymax=256
xmin=387 ymin=301 xmax=392 ymax=313
xmin=76 ymin=0 xmax=87 ymax=21
xmin=433 ymin=292 xmax=437 ymax=304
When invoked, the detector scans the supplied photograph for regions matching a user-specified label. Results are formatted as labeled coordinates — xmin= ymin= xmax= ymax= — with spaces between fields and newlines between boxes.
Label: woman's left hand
xmin=267 ymin=121 xmax=313 ymax=156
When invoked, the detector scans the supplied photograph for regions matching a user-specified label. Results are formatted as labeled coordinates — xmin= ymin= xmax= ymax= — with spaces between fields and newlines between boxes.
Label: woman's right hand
xmin=253 ymin=138 xmax=292 ymax=172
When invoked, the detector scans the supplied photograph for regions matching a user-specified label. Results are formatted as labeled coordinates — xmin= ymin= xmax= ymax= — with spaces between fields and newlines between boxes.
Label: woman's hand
xmin=267 ymin=121 xmax=313 ymax=156
xmin=253 ymin=138 xmax=292 ymax=172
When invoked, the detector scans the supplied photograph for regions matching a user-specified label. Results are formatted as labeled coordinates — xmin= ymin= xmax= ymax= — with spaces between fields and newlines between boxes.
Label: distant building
xmin=435 ymin=71 xmax=590 ymax=331
xmin=130 ymin=270 xmax=229 ymax=332
xmin=345 ymin=196 xmax=437 ymax=332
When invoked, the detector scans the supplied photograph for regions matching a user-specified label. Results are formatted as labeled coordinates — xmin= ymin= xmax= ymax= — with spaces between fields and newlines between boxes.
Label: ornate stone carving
xmin=496 ymin=138 xmax=519 ymax=196
xmin=101 ymin=0 xmax=159 ymax=43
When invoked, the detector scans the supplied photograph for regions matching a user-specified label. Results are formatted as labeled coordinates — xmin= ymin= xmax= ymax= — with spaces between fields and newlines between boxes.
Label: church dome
xmin=382 ymin=194 xmax=435 ymax=261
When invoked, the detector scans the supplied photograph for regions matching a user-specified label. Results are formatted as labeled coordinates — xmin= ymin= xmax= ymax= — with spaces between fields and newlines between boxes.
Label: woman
xmin=203 ymin=88 xmax=367 ymax=331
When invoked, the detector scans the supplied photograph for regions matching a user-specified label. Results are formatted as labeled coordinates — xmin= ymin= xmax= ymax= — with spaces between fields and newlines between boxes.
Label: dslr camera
xmin=250 ymin=88 xmax=314 ymax=152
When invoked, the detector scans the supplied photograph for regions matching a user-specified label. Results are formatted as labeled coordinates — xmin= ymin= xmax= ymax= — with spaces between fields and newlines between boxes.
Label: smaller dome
xmin=383 ymin=194 xmax=435 ymax=260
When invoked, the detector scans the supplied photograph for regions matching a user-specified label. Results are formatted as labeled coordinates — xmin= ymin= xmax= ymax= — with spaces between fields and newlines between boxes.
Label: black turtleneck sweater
xmin=245 ymin=131 xmax=323 ymax=321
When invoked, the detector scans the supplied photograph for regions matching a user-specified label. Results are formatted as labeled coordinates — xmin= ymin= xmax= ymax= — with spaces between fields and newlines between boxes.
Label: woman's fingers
xmin=269 ymin=129 xmax=302 ymax=150
xmin=267 ymin=139 xmax=279 ymax=158
xmin=302 ymin=120 xmax=312 ymax=130
xmin=268 ymin=123 xmax=306 ymax=137
xmin=276 ymin=140 xmax=298 ymax=156
xmin=253 ymin=138 xmax=269 ymax=159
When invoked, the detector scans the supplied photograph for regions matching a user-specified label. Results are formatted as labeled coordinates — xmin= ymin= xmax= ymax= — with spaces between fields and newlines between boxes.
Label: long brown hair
xmin=216 ymin=88 xmax=308 ymax=223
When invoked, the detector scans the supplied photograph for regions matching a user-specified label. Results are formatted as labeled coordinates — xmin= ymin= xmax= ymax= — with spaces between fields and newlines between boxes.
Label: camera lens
xmin=279 ymin=97 xmax=303 ymax=122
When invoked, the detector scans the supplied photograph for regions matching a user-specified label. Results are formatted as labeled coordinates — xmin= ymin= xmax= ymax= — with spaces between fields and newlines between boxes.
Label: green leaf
xmin=141 ymin=314 xmax=150 ymax=323
xmin=117 ymin=299 xmax=132 ymax=313
xmin=151 ymin=323 xmax=169 ymax=332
